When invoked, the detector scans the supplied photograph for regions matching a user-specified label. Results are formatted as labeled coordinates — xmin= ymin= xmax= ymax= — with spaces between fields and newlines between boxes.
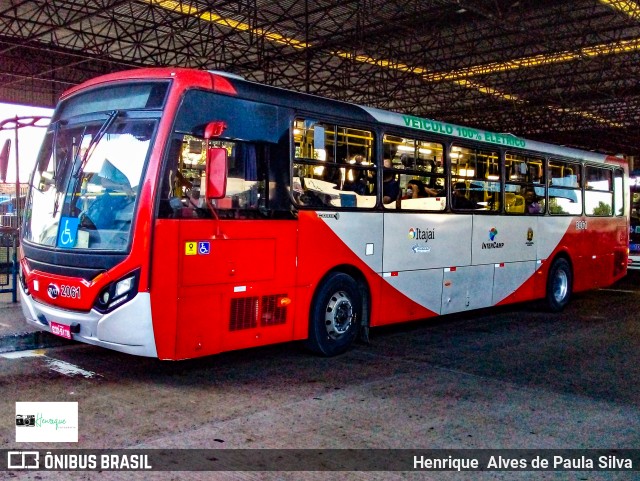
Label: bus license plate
xmin=50 ymin=321 xmax=72 ymax=339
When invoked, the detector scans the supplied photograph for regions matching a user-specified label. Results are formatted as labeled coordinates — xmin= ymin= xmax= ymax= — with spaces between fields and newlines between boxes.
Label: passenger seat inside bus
xmin=505 ymin=193 xmax=525 ymax=213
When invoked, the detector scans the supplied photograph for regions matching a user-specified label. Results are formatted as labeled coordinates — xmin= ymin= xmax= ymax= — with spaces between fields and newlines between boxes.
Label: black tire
xmin=546 ymin=257 xmax=572 ymax=312
xmin=306 ymin=272 xmax=362 ymax=356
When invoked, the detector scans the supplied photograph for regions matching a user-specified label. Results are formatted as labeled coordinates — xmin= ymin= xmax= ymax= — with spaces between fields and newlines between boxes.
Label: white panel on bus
xmin=440 ymin=264 xmax=494 ymax=315
xmin=317 ymin=211 xmax=383 ymax=272
xmin=382 ymin=213 xmax=473 ymax=272
xmin=383 ymin=268 xmax=444 ymax=314
xmin=537 ymin=216 xmax=574 ymax=260
xmin=471 ymin=216 xmax=538 ymax=265
xmin=492 ymin=261 xmax=537 ymax=304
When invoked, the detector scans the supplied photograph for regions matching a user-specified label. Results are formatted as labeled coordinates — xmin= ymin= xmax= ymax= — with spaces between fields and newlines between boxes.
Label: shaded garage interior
xmin=0 ymin=0 xmax=639 ymax=159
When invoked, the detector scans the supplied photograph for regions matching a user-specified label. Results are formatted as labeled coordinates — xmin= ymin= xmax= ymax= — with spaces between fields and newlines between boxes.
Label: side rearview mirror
xmin=206 ymin=147 xmax=227 ymax=199
xmin=0 ymin=139 xmax=11 ymax=183
xmin=203 ymin=120 xmax=228 ymax=200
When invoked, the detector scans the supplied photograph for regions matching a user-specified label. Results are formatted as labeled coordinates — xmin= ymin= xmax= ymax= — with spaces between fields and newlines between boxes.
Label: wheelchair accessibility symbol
xmin=57 ymin=217 xmax=79 ymax=248
xmin=184 ymin=241 xmax=211 ymax=256
xmin=198 ymin=241 xmax=210 ymax=255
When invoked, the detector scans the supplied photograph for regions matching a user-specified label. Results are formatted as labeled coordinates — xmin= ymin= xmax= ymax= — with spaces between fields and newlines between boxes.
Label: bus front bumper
xmin=20 ymin=285 xmax=158 ymax=358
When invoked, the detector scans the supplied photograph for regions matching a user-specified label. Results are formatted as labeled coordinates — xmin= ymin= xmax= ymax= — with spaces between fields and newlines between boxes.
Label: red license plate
xmin=50 ymin=321 xmax=72 ymax=339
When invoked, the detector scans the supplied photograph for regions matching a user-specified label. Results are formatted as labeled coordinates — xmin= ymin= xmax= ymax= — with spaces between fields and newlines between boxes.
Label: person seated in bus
xmin=452 ymin=181 xmax=477 ymax=209
xmin=404 ymin=179 xmax=442 ymax=199
xmin=343 ymin=154 xmax=372 ymax=195
xmin=187 ymin=187 xmax=204 ymax=209
xmin=322 ymin=164 xmax=342 ymax=188
xmin=523 ymin=186 xmax=542 ymax=214
xmin=382 ymin=158 xmax=400 ymax=204
xmin=404 ymin=179 xmax=428 ymax=199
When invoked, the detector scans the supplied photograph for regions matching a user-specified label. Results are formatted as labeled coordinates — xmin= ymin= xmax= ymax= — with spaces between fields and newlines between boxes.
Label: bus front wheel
xmin=546 ymin=257 xmax=572 ymax=312
xmin=306 ymin=272 xmax=361 ymax=356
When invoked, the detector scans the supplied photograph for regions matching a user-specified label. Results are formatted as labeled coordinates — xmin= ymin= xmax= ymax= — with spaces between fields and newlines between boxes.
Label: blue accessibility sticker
xmin=58 ymin=217 xmax=79 ymax=248
xmin=198 ymin=241 xmax=210 ymax=255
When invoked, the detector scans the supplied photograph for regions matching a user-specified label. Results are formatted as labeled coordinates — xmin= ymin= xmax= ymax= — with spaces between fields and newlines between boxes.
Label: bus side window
xmin=158 ymin=135 xmax=214 ymax=218
xmin=158 ymin=137 xmax=196 ymax=218
xmin=292 ymin=119 xmax=375 ymax=209
xmin=382 ymin=134 xmax=445 ymax=211
xmin=162 ymin=138 xmax=269 ymax=216
xmin=585 ymin=166 xmax=613 ymax=216
xmin=450 ymin=145 xmax=499 ymax=212
xmin=505 ymin=153 xmax=546 ymax=215
xmin=548 ymin=159 xmax=582 ymax=215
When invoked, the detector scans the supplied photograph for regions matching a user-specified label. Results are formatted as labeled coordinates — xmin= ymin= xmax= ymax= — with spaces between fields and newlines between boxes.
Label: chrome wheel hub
xmin=552 ymin=269 xmax=568 ymax=303
xmin=324 ymin=290 xmax=354 ymax=339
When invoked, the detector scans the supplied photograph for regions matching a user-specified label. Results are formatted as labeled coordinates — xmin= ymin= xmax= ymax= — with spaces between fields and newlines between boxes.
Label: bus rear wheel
xmin=306 ymin=272 xmax=361 ymax=356
xmin=546 ymin=257 xmax=572 ymax=312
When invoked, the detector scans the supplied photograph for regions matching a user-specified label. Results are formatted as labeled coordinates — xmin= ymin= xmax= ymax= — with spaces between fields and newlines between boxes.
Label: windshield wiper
xmin=68 ymin=110 xmax=121 ymax=212
xmin=74 ymin=110 xmax=121 ymax=180
xmin=49 ymin=119 xmax=70 ymax=217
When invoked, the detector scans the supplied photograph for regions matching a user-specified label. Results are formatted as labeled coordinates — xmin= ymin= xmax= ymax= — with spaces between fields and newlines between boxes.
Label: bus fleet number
xmin=575 ymin=220 xmax=588 ymax=230
xmin=60 ymin=285 xmax=81 ymax=299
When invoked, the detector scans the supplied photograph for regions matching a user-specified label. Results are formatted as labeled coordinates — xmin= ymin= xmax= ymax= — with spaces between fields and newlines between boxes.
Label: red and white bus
xmin=16 ymin=68 xmax=628 ymax=359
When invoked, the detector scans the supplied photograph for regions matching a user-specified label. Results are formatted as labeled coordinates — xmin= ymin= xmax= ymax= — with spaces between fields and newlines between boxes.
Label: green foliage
xmin=548 ymin=198 xmax=567 ymax=214
xmin=592 ymin=201 xmax=611 ymax=216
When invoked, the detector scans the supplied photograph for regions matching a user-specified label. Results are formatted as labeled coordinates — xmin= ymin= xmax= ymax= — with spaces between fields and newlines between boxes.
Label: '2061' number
xmin=576 ymin=220 xmax=588 ymax=230
xmin=61 ymin=285 xmax=81 ymax=299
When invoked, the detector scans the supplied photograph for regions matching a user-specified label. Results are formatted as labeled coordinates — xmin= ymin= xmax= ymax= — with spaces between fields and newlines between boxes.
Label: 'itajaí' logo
xmin=408 ymin=227 xmax=435 ymax=242
xmin=483 ymin=227 xmax=504 ymax=249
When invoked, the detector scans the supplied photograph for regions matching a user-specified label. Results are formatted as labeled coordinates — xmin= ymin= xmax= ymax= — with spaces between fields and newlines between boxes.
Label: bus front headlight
xmin=94 ymin=269 xmax=140 ymax=313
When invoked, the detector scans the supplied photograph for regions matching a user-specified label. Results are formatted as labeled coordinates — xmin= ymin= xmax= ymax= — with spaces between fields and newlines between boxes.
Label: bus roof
xmin=63 ymin=67 xmax=626 ymax=166
xmin=360 ymin=105 xmax=624 ymax=165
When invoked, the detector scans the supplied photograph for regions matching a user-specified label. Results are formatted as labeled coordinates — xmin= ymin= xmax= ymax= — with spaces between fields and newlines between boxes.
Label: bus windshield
xmin=22 ymin=81 xmax=168 ymax=252
xmin=23 ymin=114 xmax=156 ymax=251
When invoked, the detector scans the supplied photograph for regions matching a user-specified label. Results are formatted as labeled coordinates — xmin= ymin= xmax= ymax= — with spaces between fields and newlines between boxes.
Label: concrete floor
xmin=2 ymin=272 xmax=640 ymax=480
